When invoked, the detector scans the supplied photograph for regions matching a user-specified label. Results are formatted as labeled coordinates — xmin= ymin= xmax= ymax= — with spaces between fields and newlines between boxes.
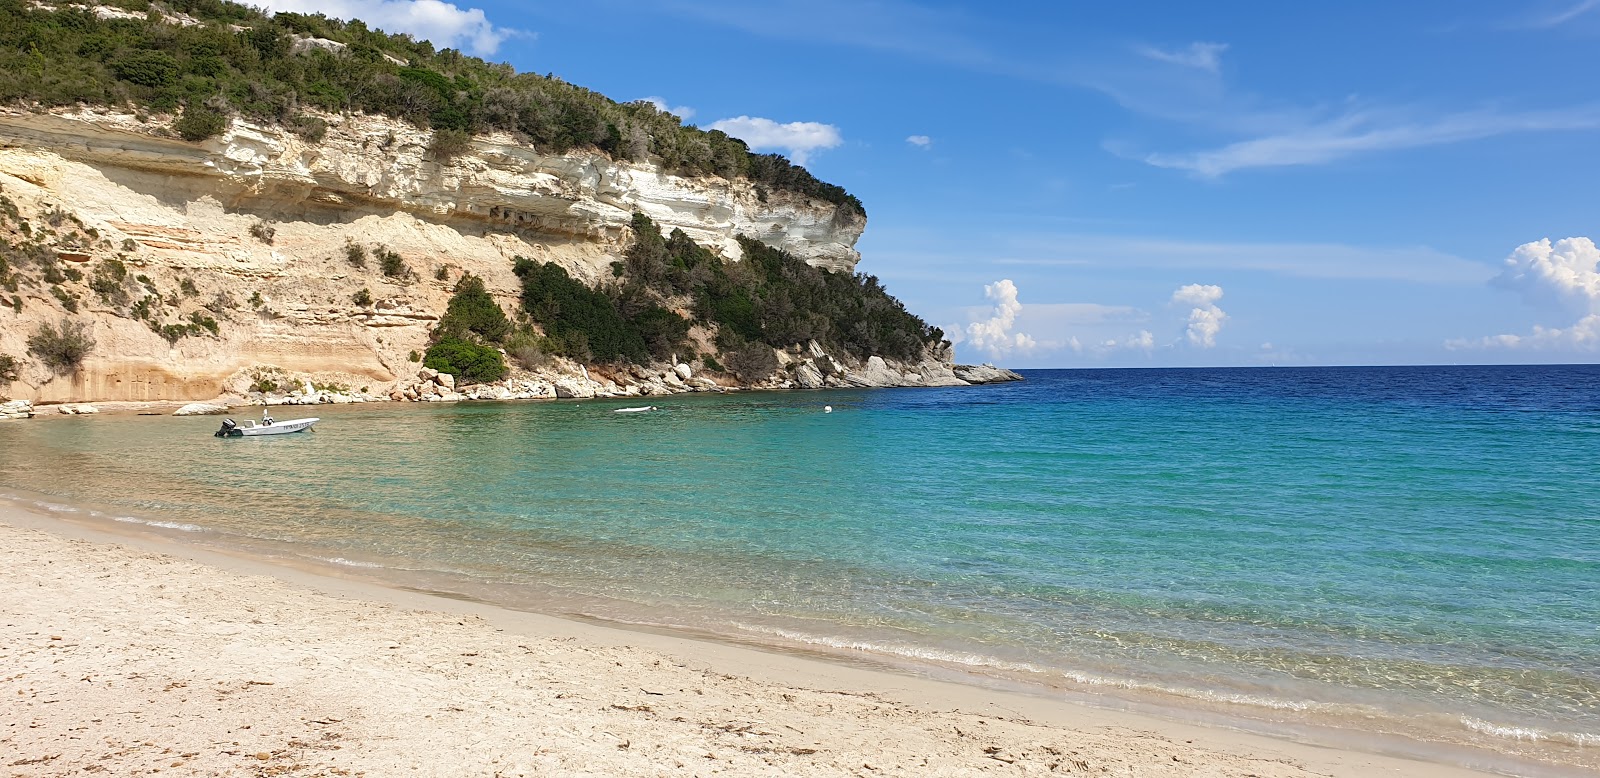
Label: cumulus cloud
xmin=1451 ymin=236 xmax=1600 ymax=352
xmin=962 ymin=279 xmax=1037 ymax=358
xmin=706 ymin=116 xmax=842 ymax=165
xmin=1136 ymin=41 xmax=1228 ymax=73
xmin=257 ymin=0 xmax=518 ymax=55
xmin=906 ymin=134 xmax=932 ymax=148
xmin=1171 ymin=283 xmax=1227 ymax=348
xmin=639 ymin=96 xmax=695 ymax=120
xmin=1492 ymin=236 xmax=1600 ymax=309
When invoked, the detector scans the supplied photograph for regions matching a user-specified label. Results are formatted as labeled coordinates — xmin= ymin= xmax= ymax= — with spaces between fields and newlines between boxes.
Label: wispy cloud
xmin=1515 ymin=0 xmax=1600 ymax=29
xmin=995 ymin=234 xmax=1492 ymax=284
xmin=640 ymin=96 xmax=695 ymax=121
xmin=1136 ymin=106 xmax=1600 ymax=177
xmin=1135 ymin=41 xmax=1228 ymax=73
xmin=706 ymin=116 xmax=842 ymax=165
xmin=906 ymin=134 xmax=932 ymax=149
xmin=257 ymin=0 xmax=521 ymax=55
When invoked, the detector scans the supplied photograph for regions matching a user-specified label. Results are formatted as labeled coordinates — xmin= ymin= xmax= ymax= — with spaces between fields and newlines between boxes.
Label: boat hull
xmin=218 ymin=418 xmax=319 ymax=437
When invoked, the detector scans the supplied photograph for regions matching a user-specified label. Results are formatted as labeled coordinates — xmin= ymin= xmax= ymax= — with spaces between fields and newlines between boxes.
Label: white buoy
xmin=824 ymin=405 xmax=833 ymax=413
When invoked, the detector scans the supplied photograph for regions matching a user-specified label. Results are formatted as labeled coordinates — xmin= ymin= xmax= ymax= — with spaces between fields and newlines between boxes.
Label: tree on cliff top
xmin=0 ymin=0 xmax=862 ymax=216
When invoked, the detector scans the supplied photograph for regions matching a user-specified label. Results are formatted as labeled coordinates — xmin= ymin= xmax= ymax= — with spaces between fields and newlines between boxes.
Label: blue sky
xmin=265 ymin=0 xmax=1600 ymax=367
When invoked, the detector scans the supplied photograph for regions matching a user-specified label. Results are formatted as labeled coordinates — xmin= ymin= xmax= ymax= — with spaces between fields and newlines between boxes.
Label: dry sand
xmin=1 ymin=503 xmax=1502 ymax=777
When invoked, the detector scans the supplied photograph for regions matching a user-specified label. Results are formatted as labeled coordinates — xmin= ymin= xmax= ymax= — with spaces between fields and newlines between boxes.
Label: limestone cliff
xmin=0 ymin=108 xmax=877 ymax=403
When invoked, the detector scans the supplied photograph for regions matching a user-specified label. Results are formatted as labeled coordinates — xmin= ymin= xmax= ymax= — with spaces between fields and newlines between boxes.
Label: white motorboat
xmin=215 ymin=412 xmax=319 ymax=437
xmin=613 ymin=406 xmax=658 ymax=413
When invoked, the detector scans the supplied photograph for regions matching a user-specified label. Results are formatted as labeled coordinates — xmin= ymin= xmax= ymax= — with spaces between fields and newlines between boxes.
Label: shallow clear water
xmin=3 ymin=365 xmax=1598 ymax=773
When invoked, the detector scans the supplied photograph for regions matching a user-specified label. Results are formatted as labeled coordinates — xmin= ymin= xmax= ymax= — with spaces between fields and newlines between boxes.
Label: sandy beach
xmin=0 ymin=502 xmax=1509 ymax=778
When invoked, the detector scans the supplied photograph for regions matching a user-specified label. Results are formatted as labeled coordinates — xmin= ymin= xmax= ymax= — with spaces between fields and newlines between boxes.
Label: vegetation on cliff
xmin=422 ymin=274 xmax=509 ymax=383
xmin=1 ymin=0 xmax=863 ymax=215
xmin=512 ymin=214 xmax=943 ymax=377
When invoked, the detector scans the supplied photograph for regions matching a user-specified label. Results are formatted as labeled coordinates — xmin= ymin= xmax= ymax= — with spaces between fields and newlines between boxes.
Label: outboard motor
xmin=215 ymin=418 xmax=238 ymax=437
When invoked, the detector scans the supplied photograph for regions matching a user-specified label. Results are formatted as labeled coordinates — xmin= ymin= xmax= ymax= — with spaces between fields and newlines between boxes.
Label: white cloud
xmin=906 ymin=134 xmax=932 ymax=148
xmin=640 ymin=96 xmax=695 ymax=121
xmin=1448 ymin=236 xmax=1600 ymax=352
xmin=1171 ymin=284 xmax=1228 ymax=348
xmin=1135 ymin=41 xmax=1228 ymax=73
xmin=257 ymin=0 xmax=518 ymax=55
xmin=1492 ymin=236 xmax=1600 ymax=309
xmin=1101 ymin=330 xmax=1155 ymax=352
xmin=706 ymin=116 xmax=842 ymax=165
xmin=1138 ymin=106 xmax=1600 ymax=177
xmin=961 ymin=279 xmax=1037 ymax=359
xmin=1447 ymin=315 xmax=1600 ymax=351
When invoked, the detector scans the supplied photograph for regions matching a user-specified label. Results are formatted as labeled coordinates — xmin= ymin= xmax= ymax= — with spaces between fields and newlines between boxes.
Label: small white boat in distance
xmin=215 ymin=412 xmax=319 ymax=437
xmin=613 ymin=406 xmax=658 ymax=413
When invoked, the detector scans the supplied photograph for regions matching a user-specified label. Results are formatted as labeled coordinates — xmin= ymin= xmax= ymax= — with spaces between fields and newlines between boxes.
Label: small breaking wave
xmin=112 ymin=515 xmax=205 ymax=533
xmin=1461 ymin=717 xmax=1600 ymax=747
xmin=734 ymin=623 xmax=1333 ymax=714
xmin=318 ymin=556 xmax=386 ymax=569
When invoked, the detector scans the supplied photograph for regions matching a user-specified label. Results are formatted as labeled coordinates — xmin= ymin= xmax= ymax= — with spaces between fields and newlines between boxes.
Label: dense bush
xmin=423 ymin=336 xmax=507 ymax=383
xmin=435 ymin=274 xmax=509 ymax=342
xmin=510 ymin=215 xmax=941 ymax=371
xmin=0 ymin=0 xmax=861 ymax=215
xmin=421 ymin=272 xmax=508 ymax=383
xmin=0 ymin=352 xmax=17 ymax=383
xmin=27 ymin=319 xmax=94 ymax=371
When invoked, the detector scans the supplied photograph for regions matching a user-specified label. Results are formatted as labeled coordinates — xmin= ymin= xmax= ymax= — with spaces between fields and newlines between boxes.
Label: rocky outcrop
xmin=952 ymin=364 xmax=1026 ymax=384
xmin=172 ymin=402 xmax=230 ymax=416
xmin=0 ymin=399 xmax=33 ymax=419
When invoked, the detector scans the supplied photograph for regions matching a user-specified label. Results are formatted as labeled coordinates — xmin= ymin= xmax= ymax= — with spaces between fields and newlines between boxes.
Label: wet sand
xmin=0 ymin=502 xmax=1505 ymax=777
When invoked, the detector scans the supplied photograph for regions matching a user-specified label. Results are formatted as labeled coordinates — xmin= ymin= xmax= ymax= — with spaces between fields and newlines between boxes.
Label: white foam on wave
xmin=736 ymin=623 xmax=1332 ymax=714
xmin=318 ymin=557 xmax=386 ymax=569
xmin=1460 ymin=717 xmax=1600 ymax=747
xmin=112 ymin=516 xmax=205 ymax=533
xmin=34 ymin=501 xmax=80 ymax=513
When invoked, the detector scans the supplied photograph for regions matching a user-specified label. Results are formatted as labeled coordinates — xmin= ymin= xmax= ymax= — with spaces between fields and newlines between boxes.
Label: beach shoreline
xmin=0 ymin=500 xmax=1519 ymax=777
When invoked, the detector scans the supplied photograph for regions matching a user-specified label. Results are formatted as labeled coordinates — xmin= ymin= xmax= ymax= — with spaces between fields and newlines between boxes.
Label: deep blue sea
xmin=3 ymin=365 xmax=1597 ymax=773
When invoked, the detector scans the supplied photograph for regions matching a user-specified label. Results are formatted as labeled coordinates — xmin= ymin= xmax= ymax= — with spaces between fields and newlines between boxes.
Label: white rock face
xmin=0 ymin=111 xmax=865 ymax=272
xmin=173 ymin=402 xmax=230 ymax=416
xmin=673 ymin=363 xmax=693 ymax=382
xmin=0 ymin=399 xmax=34 ymax=419
xmin=0 ymin=109 xmax=870 ymax=404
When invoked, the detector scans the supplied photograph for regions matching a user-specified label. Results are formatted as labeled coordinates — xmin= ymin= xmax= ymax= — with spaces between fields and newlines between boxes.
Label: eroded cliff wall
xmin=0 ymin=109 xmax=868 ymax=402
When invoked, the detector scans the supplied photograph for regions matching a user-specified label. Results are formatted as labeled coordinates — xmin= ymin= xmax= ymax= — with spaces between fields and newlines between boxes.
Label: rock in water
xmin=952 ymin=363 xmax=1024 ymax=384
xmin=0 ymin=399 xmax=34 ymax=419
xmin=173 ymin=402 xmax=230 ymax=416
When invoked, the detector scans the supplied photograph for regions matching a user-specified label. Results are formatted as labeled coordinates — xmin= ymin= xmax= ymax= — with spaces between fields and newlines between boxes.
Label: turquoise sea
xmin=2 ymin=365 xmax=1597 ymax=775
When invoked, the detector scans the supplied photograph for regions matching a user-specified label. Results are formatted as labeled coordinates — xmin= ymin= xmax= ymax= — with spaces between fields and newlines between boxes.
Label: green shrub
xmin=513 ymin=258 xmax=645 ymax=364
xmin=422 ymin=336 xmax=507 ymax=383
xmin=27 ymin=319 xmax=94 ymax=372
xmin=174 ymin=105 xmax=228 ymax=142
xmin=0 ymin=353 xmax=17 ymax=383
xmin=251 ymin=377 xmax=281 ymax=394
xmin=249 ymin=220 xmax=275 ymax=244
xmin=344 ymin=240 xmax=367 ymax=268
xmin=50 ymin=285 xmax=79 ymax=312
xmin=188 ymin=311 xmax=219 ymax=336
xmin=700 ymin=353 xmax=724 ymax=373
xmin=436 ymin=274 xmax=510 ymax=343
xmin=179 ymin=277 xmax=198 ymax=296
xmin=377 ymin=246 xmax=411 ymax=280
xmin=407 ymin=349 xmax=421 ymax=363
xmin=352 ymin=287 xmax=373 ymax=306
xmin=429 ymin=128 xmax=472 ymax=161
xmin=121 ymin=238 xmax=138 ymax=251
